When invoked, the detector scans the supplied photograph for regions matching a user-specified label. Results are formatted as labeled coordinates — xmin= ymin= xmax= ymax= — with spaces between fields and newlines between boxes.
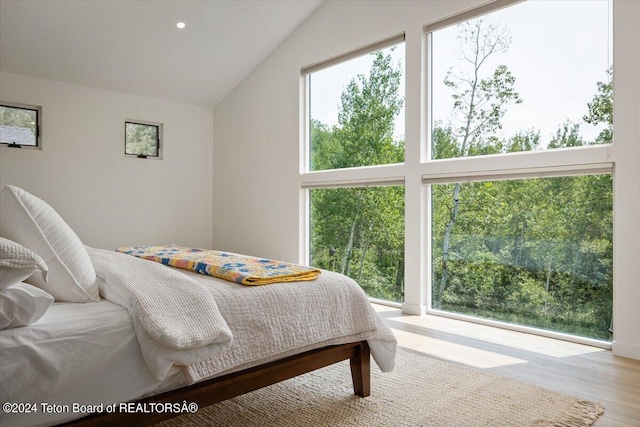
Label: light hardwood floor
xmin=373 ymin=305 xmax=640 ymax=426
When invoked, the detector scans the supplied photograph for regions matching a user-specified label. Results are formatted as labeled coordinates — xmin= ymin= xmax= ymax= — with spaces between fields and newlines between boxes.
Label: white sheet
xmin=0 ymin=301 xmax=176 ymax=427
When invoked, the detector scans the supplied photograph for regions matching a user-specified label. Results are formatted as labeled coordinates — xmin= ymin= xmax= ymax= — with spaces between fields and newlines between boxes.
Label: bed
xmin=0 ymin=186 xmax=396 ymax=427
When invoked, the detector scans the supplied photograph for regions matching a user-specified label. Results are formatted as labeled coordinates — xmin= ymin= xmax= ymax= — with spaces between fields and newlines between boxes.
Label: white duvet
xmin=89 ymin=248 xmax=397 ymax=384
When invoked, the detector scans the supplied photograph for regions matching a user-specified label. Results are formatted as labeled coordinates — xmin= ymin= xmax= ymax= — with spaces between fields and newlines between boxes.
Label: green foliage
xmin=548 ymin=122 xmax=585 ymax=149
xmin=442 ymin=19 xmax=522 ymax=158
xmin=583 ymin=67 xmax=613 ymax=144
xmin=0 ymin=105 xmax=35 ymax=129
xmin=506 ymin=130 xmax=540 ymax=153
xmin=125 ymin=123 xmax=158 ymax=156
xmin=309 ymin=50 xmax=405 ymax=302
xmin=311 ymin=186 xmax=404 ymax=302
xmin=310 ymin=51 xmax=404 ymax=170
xmin=432 ymin=175 xmax=613 ymax=340
xmin=430 ymin=18 xmax=613 ymax=341
xmin=434 ymin=19 xmax=523 ymax=313
xmin=0 ymin=105 xmax=37 ymax=144
xmin=309 ymin=20 xmax=613 ymax=341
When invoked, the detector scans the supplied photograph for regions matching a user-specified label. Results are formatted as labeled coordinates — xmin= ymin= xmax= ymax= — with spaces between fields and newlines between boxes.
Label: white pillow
xmin=0 ymin=282 xmax=54 ymax=329
xmin=0 ymin=185 xmax=99 ymax=302
xmin=0 ymin=237 xmax=49 ymax=289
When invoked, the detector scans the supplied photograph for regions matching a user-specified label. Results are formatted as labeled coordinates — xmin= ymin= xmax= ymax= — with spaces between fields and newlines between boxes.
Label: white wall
xmin=213 ymin=0 xmax=480 ymax=260
xmin=212 ymin=0 xmax=640 ymax=360
xmin=0 ymin=72 xmax=214 ymax=250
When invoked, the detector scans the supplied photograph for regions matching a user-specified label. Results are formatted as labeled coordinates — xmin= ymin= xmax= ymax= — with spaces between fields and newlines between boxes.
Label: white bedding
xmin=181 ymin=267 xmax=397 ymax=382
xmin=88 ymin=247 xmax=233 ymax=379
xmin=0 ymin=250 xmax=397 ymax=427
xmin=0 ymin=301 xmax=178 ymax=427
xmin=88 ymin=248 xmax=396 ymax=384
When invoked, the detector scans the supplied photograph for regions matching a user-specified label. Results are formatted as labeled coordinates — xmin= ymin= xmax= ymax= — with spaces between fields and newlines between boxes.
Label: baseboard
xmin=401 ymin=303 xmax=426 ymax=315
xmin=612 ymin=340 xmax=640 ymax=360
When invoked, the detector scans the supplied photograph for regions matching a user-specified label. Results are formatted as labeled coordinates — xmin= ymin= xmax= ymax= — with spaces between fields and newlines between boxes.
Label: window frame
xmin=421 ymin=0 xmax=614 ymax=348
xmin=300 ymin=33 xmax=406 ymax=174
xmin=298 ymin=0 xmax=616 ymax=347
xmin=299 ymin=34 xmax=407 ymax=307
xmin=0 ymin=101 xmax=42 ymax=149
xmin=124 ymin=120 xmax=162 ymax=159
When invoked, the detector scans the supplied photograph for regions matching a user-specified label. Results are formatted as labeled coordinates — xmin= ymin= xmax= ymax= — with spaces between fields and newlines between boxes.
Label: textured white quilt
xmin=88 ymin=248 xmax=233 ymax=379
xmin=88 ymin=248 xmax=397 ymax=384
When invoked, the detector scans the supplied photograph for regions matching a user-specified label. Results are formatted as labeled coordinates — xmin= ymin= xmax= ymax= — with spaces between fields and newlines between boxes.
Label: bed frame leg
xmin=350 ymin=341 xmax=371 ymax=397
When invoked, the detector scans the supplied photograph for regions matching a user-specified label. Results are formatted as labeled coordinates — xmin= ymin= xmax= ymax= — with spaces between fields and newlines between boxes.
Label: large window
xmin=431 ymin=175 xmax=613 ymax=340
xmin=0 ymin=103 xmax=41 ymax=148
xmin=430 ymin=0 xmax=612 ymax=159
xmin=425 ymin=0 xmax=613 ymax=341
xmin=306 ymin=36 xmax=405 ymax=171
xmin=302 ymin=35 xmax=406 ymax=303
xmin=301 ymin=0 xmax=616 ymax=345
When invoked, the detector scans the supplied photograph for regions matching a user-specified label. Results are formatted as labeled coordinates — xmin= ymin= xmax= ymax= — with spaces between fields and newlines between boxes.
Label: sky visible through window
xmin=309 ymin=0 xmax=611 ymax=148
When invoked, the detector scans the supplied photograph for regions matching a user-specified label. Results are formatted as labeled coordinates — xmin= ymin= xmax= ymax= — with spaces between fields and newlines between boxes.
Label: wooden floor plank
xmin=373 ymin=304 xmax=640 ymax=427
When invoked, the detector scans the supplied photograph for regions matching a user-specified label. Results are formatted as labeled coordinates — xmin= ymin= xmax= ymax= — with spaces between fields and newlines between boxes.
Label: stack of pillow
xmin=0 ymin=238 xmax=52 ymax=328
xmin=0 ymin=185 xmax=100 ymax=329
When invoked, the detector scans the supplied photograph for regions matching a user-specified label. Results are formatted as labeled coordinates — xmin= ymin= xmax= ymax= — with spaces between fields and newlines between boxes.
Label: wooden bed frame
xmin=59 ymin=340 xmax=370 ymax=426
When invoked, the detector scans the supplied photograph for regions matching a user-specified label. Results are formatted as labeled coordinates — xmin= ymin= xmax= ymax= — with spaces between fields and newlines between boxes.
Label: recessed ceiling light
xmin=176 ymin=22 xmax=186 ymax=29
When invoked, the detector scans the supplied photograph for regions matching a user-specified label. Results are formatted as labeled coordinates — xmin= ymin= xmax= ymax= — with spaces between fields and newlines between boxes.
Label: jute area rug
xmin=158 ymin=349 xmax=604 ymax=427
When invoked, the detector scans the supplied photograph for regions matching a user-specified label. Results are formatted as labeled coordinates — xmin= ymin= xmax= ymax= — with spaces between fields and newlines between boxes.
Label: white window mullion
xmin=423 ymin=163 xmax=613 ymax=185
xmin=300 ymin=163 xmax=406 ymax=189
xmin=421 ymin=145 xmax=613 ymax=183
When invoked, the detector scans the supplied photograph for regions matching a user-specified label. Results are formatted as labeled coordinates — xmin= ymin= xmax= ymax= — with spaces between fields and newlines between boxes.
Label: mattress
xmin=0 ymin=301 xmax=179 ymax=427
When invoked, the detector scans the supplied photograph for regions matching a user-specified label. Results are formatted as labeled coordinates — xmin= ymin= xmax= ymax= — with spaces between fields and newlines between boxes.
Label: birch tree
xmin=434 ymin=19 xmax=522 ymax=309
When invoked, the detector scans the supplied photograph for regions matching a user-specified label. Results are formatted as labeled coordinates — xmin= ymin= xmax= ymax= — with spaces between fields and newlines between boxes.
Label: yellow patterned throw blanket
xmin=116 ymin=245 xmax=321 ymax=285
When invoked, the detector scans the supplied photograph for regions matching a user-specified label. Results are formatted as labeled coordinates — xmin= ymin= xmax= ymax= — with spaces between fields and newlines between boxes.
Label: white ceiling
xmin=0 ymin=0 xmax=323 ymax=107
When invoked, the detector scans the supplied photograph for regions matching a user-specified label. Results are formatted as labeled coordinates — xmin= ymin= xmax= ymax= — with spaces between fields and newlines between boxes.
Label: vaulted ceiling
xmin=0 ymin=0 xmax=323 ymax=107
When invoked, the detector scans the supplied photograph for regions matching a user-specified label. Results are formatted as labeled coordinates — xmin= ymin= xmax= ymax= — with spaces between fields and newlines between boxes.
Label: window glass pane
xmin=309 ymin=44 xmax=405 ymax=171
xmin=0 ymin=105 xmax=37 ymax=146
xmin=125 ymin=122 xmax=159 ymax=157
xmin=431 ymin=175 xmax=613 ymax=340
xmin=310 ymin=186 xmax=405 ymax=302
xmin=431 ymin=0 xmax=612 ymax=160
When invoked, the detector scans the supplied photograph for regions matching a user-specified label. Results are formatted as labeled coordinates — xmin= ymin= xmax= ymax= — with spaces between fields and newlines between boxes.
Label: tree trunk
xmin=511 ymin=220 xmax=526 ymax=288
xmin=436 ymin=29 xmax=483 ymax=309
xmin=341 ymin=212 xmax=358 ymax=276
xmin=357 ymin=230 xmax=371 ymax=284
xmin=395 ymin=250 xmax=404 ymax=297
xmin=544 ymin=261 xmax=552 ymax=320
xmin=437 ymin=182 xmax=462 ymax=309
